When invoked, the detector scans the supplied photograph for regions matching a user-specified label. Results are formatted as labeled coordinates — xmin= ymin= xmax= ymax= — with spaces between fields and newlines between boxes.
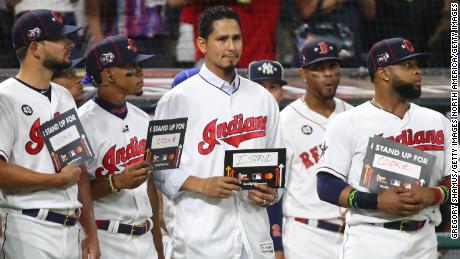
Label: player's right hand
xmin=57 ymin=164 xmax=82 ymax=188
xmin=113 ymin=161 xmax=150 ymax=189
xmin=377 ymin=187 xmax=423 ymax=216
xmin=200 ymin=176 xmax=241 ymax=198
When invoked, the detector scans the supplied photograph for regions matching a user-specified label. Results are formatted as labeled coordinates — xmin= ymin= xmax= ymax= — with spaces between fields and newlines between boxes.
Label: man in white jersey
xmin=281 ymin=40 xmax=352 ymax=259
xmin=79 ymin=35 xmax=164 ymax=259
xmin=316 ymin=37 xmax=451 ymax=259
xmin=154 ymin=5 xmax=283 ymax=259
xmin=0 ymin=9 xmax=99 ymax=259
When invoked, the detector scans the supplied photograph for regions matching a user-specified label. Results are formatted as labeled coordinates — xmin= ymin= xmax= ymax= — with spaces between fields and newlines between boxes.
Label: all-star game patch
xmin=144 ymin=118 xmax=187 ymax=170
xmin=224 ymin=148 xmax=286 ymax=190
xmin=40 ymin=108 xmax=94 ymax=172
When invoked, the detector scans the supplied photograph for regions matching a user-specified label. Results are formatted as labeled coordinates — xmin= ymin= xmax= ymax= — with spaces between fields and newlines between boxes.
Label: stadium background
xmin=0 ymin=0 xmax=457 ymax=257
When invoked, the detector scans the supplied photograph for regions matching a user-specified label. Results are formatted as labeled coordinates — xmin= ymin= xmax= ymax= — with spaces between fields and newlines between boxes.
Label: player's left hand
xmin=248 ymin=184 xmax=277 ymax=207
xmin=81 ymin=232 xmax=100 ymax=259
xmin=398 ymin=185 xmax=434 ymax=208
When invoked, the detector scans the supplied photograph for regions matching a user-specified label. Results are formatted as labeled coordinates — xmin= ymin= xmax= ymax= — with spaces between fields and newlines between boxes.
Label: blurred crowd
xmin=0 ymin=0 xmax=452 ymax=69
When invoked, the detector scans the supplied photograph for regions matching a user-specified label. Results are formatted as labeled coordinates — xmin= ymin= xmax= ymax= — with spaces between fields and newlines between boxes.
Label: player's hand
xmin=113 ymin=161 xmax=149 ymax=190
xmin=377 ymin=187 xmax=423 ymax=216
xmin=81 ymin=232 xmax=100 ymax=259
xmin=398 ymin=185 xmax=435 ymax=208
xmin=55 ymin=164 xmax=82 ymax=188
xmin=275 ymin=251 xmax=285 ymax=259
xmin=248 ymin=184 xmax=277 ymax=207
xmin=199 ymin=176 xmax=241 ymax=198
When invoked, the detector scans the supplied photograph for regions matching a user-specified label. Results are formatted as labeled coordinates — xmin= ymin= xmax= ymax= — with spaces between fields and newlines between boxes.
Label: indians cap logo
xmin=127 ymin=38 xmax=138 ymax=53
xmin=100 ymin=52 xmax=115 ymax=65
xmin=258 ymin=62 xmax=277 ymax=75
xmin=51 ymin=11 xmax=63 ymax=23
xmin=376 ymin=52 xmax=390 ymax=65
xmin=27 ymin=28 xmax=41 ymax=41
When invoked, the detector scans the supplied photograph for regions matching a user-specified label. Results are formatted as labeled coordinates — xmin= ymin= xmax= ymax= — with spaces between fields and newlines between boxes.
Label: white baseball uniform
xmin=0 ymin=78 xmax=81 ymax=259
xmin=281 ymin=97 xmax=352 ymax=259
xmin=78 ymin=99 xmax=158 ymax=259
xmin=153 ymin=64 xmax=283 ymax=259
xmin=317 ymin=101 xmax=451 ymax=259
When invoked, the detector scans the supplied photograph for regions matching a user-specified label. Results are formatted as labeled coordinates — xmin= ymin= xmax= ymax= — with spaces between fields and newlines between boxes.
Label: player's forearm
xmin=180 ymin=175 xmax=205 ymax=195
xmin=90 ymin=176 xmax=117 ymax=200
xmin=148 ymin=177 xmax=165 ymax=259
xmin=77 ymin=167 xmax=98 ymax=236
xmin=0 ymin=160 xmax=66 ymax=189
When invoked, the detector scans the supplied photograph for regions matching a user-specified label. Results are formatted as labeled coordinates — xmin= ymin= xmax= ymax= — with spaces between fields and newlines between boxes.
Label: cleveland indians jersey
xmin=281 ymin=98 xmax=352 ymax=219
xmin=78 ymin=100 xmax=152 ymax=223
xmin=317 ymin=101 xmax=451 ymax=225
xmin=0 ymin=78 xmax=81 ymax=210
xmin=154 ymin=65 xmax=284 ymax=259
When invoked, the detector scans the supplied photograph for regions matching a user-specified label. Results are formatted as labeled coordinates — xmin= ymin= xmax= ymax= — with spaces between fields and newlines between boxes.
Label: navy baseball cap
xmin=171 ymin=68 xmax=200 ymax=88
xmin=12 ymin=9 xmax=80 ymax=49
xmin=248 ymin=60 xmax=287 ymax=86
xmin=299 ymin=39 xmax=340 ymax=68
xmin=367 ymin=37 xmax=430 ymax=75
xmin=85 ymin=35 xmax=154 ymax=77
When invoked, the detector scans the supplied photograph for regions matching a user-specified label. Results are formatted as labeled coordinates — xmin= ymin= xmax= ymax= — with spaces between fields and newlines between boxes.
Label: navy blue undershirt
xmin=93 ymin=96 xmax=128 ymax=120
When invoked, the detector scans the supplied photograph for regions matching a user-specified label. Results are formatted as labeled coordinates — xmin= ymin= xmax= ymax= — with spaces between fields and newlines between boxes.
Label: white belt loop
xmin=37 ymin=209 xmax=49 ymax=221
xmin=146 ymin=218 xmax=153 ymax=231
xmin=108 ymin=220 xmax=120 ymax=234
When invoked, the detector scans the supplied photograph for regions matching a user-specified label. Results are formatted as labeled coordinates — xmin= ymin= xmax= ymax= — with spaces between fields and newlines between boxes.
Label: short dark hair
xmin=15 ymin=46 xmax=28 ymax=62
xmin=199 ymin=5 xmax=241 ymax=40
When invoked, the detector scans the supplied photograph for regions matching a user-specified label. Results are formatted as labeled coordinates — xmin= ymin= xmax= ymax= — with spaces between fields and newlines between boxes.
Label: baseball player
xmin=79 ymin=35 xmax=164 ymax=259
xmin=281 ymin=40 xmax=353 ymax=259
xmin=248 ymin=60 xmax=287 ymax=105
xmin=316 ymin=37 xmax=451 ymax=259
xmin=0 ymin=9 xmax=99 ymax=259
xmin=248 ymin=60 xmax=288 ymax=259
xmin=154 ymin=5 xmax=283 ymax=259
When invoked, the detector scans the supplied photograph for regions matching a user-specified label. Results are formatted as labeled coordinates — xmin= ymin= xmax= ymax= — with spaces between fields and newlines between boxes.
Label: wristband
xmin=348 ymin=190 xmax=378 ymax=209
xmin=430 ymin=187 xmax=443 ymax=205
xmin=439 ymin=185 xmax=450 ymax=204
xmin=108 ymin=174 xmax=119 ymax=193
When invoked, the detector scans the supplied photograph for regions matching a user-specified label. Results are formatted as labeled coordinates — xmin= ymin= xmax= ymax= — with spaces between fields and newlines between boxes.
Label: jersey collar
xmin=93 ymin=96 xmax=128 ymax=120
xmin=198 ymin=64 xmax=240 ymax=95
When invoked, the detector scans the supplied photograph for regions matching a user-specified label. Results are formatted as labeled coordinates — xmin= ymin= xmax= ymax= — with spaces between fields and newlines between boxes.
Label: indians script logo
xmin=95 ymin=137 xmax=146 ymax=177
xmin=198 ymin=114 xmax=268 ymax=155
xmin=25 ymin=118 xmax=44 ymax=155
xmin=383 ymin=129 xmax=444 ymax=151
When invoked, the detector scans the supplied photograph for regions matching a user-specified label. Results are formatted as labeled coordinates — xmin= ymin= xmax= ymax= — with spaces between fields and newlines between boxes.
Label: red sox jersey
xmin=317 ymin=101 xmax=451 ymax=225
xmin=281 ymin=98 xmax=352 ymax=219
xmin=0 ymin=78 xmax=81 ymax=210
xmin=154 ymin=65 xmax=284 ymax=259
xmin=78 ymin=100 xmax=152 ymax=223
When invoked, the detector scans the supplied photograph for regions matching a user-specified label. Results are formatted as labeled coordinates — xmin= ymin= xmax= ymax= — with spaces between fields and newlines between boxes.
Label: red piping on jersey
xmin=289 ymin=104 xmax=326 ymax=131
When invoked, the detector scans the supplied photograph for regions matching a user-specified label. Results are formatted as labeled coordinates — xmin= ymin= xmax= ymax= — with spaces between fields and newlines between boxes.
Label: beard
xmin=392 ymin=76 xmax=421 ymax=100
xmin=43 ymin=53 xmax=71 ymax=73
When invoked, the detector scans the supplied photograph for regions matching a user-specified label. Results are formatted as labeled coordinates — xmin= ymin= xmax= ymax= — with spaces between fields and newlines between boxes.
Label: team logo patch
xmin=27 ymin=28 xmax=41 ymax=41
xmin=315 ymin=41 xmax=334 ymax=55
xmin=319 ymin=143 xmax=328 ymax=158
xmin=100 ymin=52 xmax=115 ymax=65
xmin=127 ymin=38 xmax=138 ymax=53
xmin=51 ymin=11 xmax=63 ymax=23
xmin=301 ymin=125 xmax=313 ymax=135
xmin=402 ymin=39 xmax=415 ymax=52
xmin=376 ymin=52 xmax=389 ymax=65
xmin=21 ymin=104 xmax=33 ymax=116
xmin=257 ymin=62 xmax=277 ymax=75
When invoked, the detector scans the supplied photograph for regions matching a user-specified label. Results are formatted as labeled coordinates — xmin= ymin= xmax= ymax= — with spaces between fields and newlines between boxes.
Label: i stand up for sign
xmin=224 ymin=148 xmax=287 ymax=190
xmin=144 ymin=118 xmax=188 ymax=170
xmin=40 ymin=108 xmax=94 ymax=172
xmin=360 ymin=135 xmax=436 ymax=193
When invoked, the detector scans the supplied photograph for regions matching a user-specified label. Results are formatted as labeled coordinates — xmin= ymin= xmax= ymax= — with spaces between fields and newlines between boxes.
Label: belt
xmin=374 ymin=220 xmax=426 ymax=232
xmin=96 ymin=220 xmax=150 ymax=236
xmin=294 ymin=217 xmax=345 ymax=233
xmin=22 ymin=209 xmax=78 ymax=226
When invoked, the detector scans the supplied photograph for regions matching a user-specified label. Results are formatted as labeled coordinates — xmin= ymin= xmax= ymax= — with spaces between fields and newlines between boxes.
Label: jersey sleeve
xmin=315 ymin=113 xmax=353 ymax=181
xmin=0 ymin=95 xmax=16 ymax=162
xmin=152 ymin=95 xmax=191 ymax=200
